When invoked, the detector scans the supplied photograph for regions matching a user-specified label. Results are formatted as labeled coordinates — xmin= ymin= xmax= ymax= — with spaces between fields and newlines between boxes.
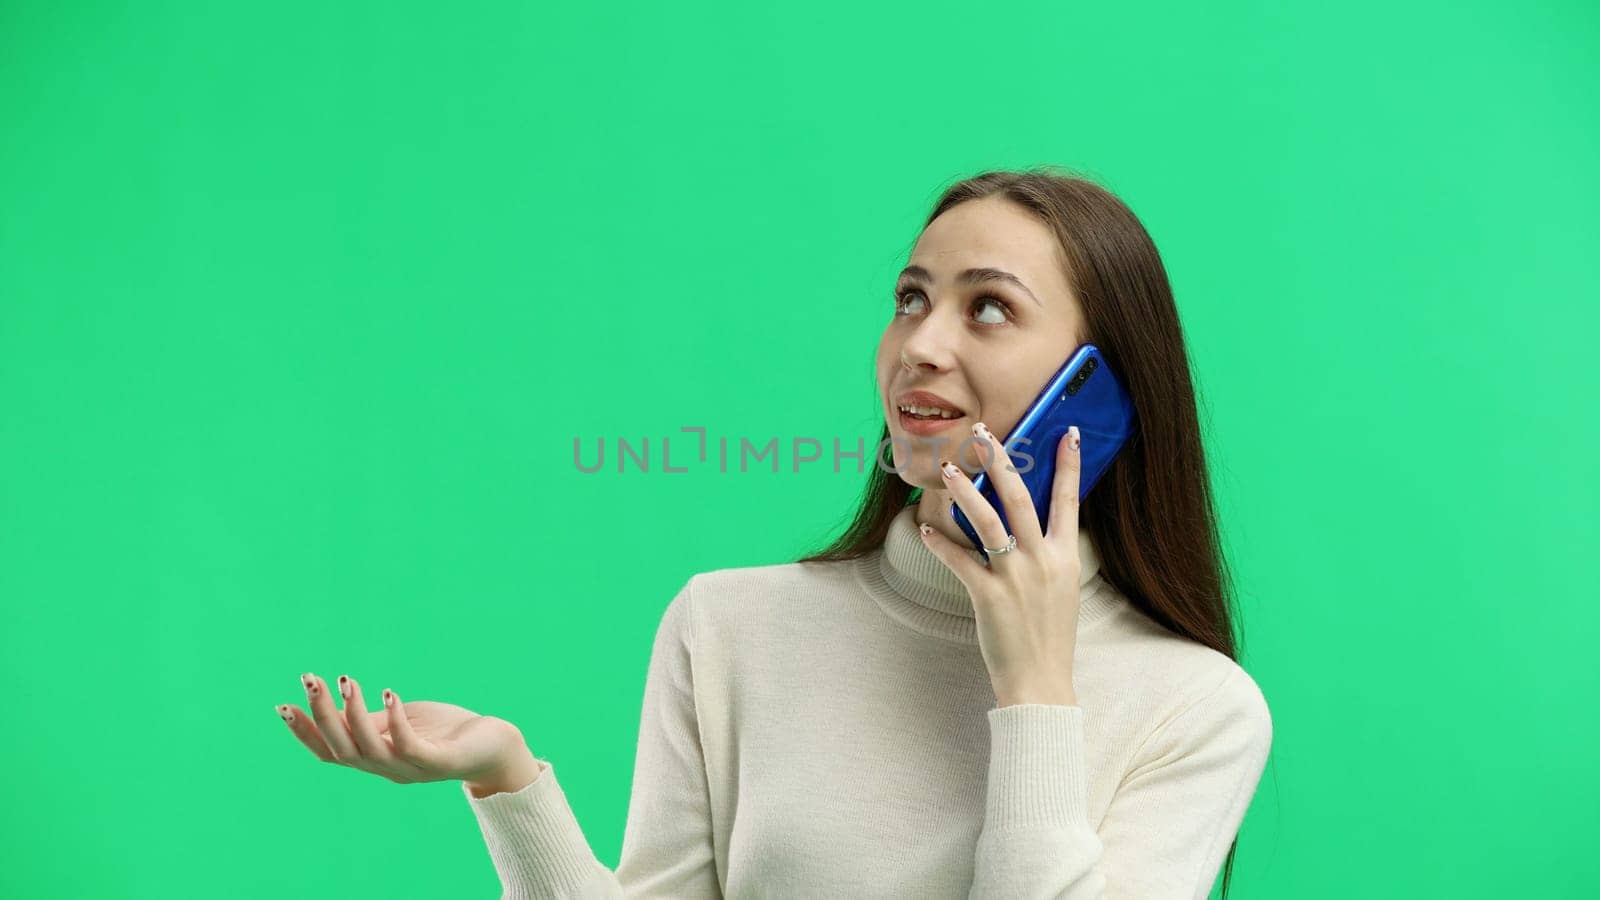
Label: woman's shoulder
xmin=1091 ymin=582 xmax=1272 ymax=739
xmin=681 ymin=556 xmax=863 ymax=605
xmin=666 ymin=556 xmax=865 ymax=629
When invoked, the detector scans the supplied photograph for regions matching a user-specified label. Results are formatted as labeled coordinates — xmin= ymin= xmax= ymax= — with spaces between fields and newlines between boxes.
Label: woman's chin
xmin=892 ymin=464 xmax=946 ymax=493
xmin=888 ymin=433 xmax=946 ymax=476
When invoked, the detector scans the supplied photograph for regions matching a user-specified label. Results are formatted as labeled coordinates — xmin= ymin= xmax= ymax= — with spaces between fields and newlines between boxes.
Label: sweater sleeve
xmin=461 ymin=577 xmax=722 ymax=899
xmin=968 ymin=667 xmax=1273 ymax=900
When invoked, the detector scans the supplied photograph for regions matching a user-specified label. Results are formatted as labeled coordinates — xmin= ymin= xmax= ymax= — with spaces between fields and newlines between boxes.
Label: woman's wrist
xmin=994 ymin=672 xmax=1078 ymax=707
xmin=463 ymin=745 xmax=545 ymax=798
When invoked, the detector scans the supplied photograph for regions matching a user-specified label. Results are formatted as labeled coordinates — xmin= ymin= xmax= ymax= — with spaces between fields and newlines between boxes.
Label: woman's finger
xmin=972 ymin=421 xmax=1043 ymax=546
xmin=338 ymin=675 xmax=393 ymax=763
xmin=382 ymin=688 xmax=421 ymax=758
xmin=381 ymin=688 xmax=440 ymax=776
xmin=302 ymin=672 xmax=358 ymax=762
xmin=939 ymin=457 xmax=1011 ymax=557
xmin=916 ymin=518 xmax=990 ymax=586
xmin=1046 ymin=425 xmax=1083 ymax=543
xmin=277 ymin=703 xmax=337 ymax=763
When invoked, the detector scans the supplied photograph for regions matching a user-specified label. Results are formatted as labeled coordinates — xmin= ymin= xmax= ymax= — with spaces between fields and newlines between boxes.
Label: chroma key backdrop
xmin=2 ymin=1 xmax=1596 ymax=897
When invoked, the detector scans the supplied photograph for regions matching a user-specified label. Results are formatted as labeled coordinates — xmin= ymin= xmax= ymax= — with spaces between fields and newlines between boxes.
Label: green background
xmin=3 ymin=1 xmax=1596 ymax=897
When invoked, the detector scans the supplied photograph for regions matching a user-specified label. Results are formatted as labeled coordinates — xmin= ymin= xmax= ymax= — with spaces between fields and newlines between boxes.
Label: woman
xmin=276 ymin=168 xmax=1273 ymax=899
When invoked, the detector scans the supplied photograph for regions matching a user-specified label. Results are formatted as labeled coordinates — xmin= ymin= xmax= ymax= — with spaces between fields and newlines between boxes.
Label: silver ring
xmin=983 ymin=533 xmax=1017 ymax=556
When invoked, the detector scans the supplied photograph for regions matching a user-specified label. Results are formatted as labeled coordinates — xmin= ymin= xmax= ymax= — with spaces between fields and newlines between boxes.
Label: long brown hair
xmin=797 ymin=166 xmax=1247 ymax=895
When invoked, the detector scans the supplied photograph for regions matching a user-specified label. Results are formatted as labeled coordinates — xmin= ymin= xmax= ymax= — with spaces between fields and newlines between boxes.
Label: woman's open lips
xmin=896 ymin=407 xmax=967 ymax=435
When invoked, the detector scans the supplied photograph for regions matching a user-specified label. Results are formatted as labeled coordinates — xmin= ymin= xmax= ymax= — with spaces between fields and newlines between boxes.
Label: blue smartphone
xmin=951 ymin=343 xmax=1136 ymax=561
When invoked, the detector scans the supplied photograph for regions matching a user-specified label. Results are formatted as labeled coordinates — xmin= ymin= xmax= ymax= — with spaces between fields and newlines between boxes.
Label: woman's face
xmin=875 ymin=196 xmax=1087 ymax=490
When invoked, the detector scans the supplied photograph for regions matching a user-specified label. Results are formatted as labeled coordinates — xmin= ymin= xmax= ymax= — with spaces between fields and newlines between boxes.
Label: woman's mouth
xmin=897 ymin=404 xmax=966 ymax=435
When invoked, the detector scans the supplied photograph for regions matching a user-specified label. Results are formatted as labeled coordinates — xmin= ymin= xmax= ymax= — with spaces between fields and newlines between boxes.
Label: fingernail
xmin=918 ymin=523 xmax=933 ymax=537
xmin=383 ymin=689 xmax=395 ymax=707
xmin=339 ymin=675 xmax=351 ymax=699
xmin=941 ymin=460 xmax=960 ymax=479
xmin=277 ymin=704 xmax=295 ymax=723
xmin=302 ymin=673 xmax=318 ymax=696
xmin=1068 ymin=425 xmax=1080 ymax=450
xmin=973 ymin=421 xmax=990 ymax=438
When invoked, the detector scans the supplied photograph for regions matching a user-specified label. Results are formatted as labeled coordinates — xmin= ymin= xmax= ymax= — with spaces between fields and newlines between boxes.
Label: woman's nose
xmin=899 ymin=323 xmax=957 ymax=372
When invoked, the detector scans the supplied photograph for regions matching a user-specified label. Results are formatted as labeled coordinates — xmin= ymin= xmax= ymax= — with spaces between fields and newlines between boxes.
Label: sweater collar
xmin=854 ymin=503 xmax=1121 ymax=644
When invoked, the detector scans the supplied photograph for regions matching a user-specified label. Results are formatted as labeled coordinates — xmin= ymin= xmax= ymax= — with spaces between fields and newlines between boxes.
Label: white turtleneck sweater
xmin=462 ymin=505 xmax=1273 ymax=898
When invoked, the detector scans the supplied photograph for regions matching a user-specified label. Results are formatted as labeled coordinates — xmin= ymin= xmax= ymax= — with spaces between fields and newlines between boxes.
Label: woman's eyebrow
xmin=897 ymin=264 xmax=1041 ymax=306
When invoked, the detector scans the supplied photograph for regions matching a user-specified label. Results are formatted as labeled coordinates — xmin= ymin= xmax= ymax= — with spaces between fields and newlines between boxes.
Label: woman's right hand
xmin=276 ymin=672 xmax=544 ymax=797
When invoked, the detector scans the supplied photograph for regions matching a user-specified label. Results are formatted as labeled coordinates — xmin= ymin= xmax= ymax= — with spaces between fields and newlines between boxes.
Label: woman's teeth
xmin=900 ymin=405 xmax=962 ymax=419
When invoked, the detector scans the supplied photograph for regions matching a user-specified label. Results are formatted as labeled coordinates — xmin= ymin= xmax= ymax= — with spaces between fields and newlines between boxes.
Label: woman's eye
xmin=973 ymin=298 xmax=1008 ymax=324
xmin=894 ymin=291 xmax=928 ymax=315
xmin=893 ymin=290 xmax=1011 ymax=325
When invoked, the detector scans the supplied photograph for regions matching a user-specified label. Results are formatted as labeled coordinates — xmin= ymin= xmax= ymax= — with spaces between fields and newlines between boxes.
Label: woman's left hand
xmin=919 ymin=420 xmax=1085 ymax=708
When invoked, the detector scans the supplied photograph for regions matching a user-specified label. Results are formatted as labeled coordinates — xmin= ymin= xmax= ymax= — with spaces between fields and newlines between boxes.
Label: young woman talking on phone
xmin=276 ymin=169 xmax=1273 ymax=899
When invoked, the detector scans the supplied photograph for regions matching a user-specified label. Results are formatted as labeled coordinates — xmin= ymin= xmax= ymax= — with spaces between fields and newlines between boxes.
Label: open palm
xmin=276 ymin=672 xmax=527 ymax=786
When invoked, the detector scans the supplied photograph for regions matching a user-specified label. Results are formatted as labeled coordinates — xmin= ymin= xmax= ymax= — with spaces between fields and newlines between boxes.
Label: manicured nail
xmin=918 ymin=523 xmax=933 ymax=537
xmin=940 ymin=460 xmax=960 ymax=479
xmin=302 ymin=673 xmax=318 ymax=696
xmin=1067 ymin=425 xmax=1080 ymax=451
xmin=973 ymin=421 xmax=991 ymax=439
xmin=277 ymin=704 xmax=295 ymax=723
xmin=339 ymin=675 xmax=351 ymax=699
xmin=382 ymin=689 xmax=395 ymax=707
